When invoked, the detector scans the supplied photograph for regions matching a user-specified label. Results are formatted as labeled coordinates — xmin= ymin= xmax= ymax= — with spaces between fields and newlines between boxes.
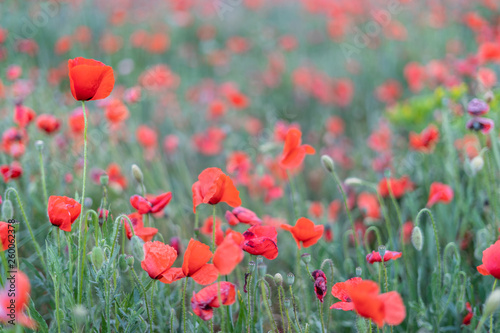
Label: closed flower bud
xmin=126 ymin=255 xmax=134 ymax=267
xmin=131 ymin=236 xmax=145 ymax=261
xmin=485 ymin=289 xmax=500 ymax=318
xmin=345 ymin=177 xmax=363 ymax=186
xmin=118 ymin=254 xmax=129 ymax=273
xmin=35 ymin=140 xmax=44 ymax=151
xmin=100 ymin=174 xmax=109 ymax=186
xmin=411 ymin=226 xmax=424 ymax=251
xmin=287 ymin=273 xmax=295 ymax=285
xmin=73 ymin=305 xmax=88 ymax=324
xmin=484 ymin=91 xmax=494 ymax=104
xmin=131 ymin=164 xmax=144 ymax=184
xmin=356 ymin=266 xmax=362 ymax=277
xmin=301 ymin=253 xmax=311 ymax=264
xmin=2 ymin=200 xmax=13 ymax=220
xmin=471 ymin=155 xmax=484 ymax=173
xmin=91 ymin=247 xmax=105 ymax=271
xmin=274 ymin=273 xmax=283 ymax=285
xmin=321 ymin=155 xmax=335 ymax=173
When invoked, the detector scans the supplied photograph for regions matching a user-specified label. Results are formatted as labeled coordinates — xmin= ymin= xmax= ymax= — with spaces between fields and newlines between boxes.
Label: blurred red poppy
xmin=14 ymin=104 xmax=36 ymax=128
xmin=330 ymin=277 xmax=363 ymax=311
xmin=409 ymin=125 xmax=440 ymax=153
xmin=242 ymin=225 xmax=279 ymax=260
xmin=281 ymin=217 xmax=324 ymax=249
xmin=225 ymin=206 xmax=262 ymax=226
xmin=357 ymin=193 xmax=380 ymax=220
xmin=130 ymin=192 xmax=172 ymax=214
xmin=200 ymin=217 xmax=224 ymax=246
xmin=0 ymin=222 xmax=11 ymax=251
xmin=312 ymin=270 xmax=327 ymax=303
xmin=366 ymin=250 xmax=402 ymax=264
xmin=191 ymin=282 xmax=236 ymax=321
xmin=0 ymin=161 xmax=23 ymax=183
xmin=192 ymin=168 xmax=241 ymax=213
xmin=36 ymin=114 xmax=61 ymax=134
xmin=280 ymin=128 xmax=315 ymax=169
xmin=378 ymin=176 xmax=414 ymax=198
xmin=426 ymin=182 xmax=453 ymax=207
xmin=68 ymin=57 xmax=114 ymax=101
xmin=123 ymin=213 xmax=158 ymax=242
xmin=463 ymin=302 xmax=473 ymax=325
xmin=0 ymin=271 xmax=36 ymax=329
xmin=48 ymin=196 xmax=81 ymax=232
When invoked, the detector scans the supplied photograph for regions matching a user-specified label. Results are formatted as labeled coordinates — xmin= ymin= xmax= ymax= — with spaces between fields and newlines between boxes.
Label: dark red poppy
xmin=68 ymin=57 xmax=115 ymax=101
xmin=279 ymin=128 xmax=315 ymax=169
xmin=330 ymin=277 xmax=363 ymax=311
xmin=477 ymin=240 xmax=500 ymax=279
xmin=0 ymin=271 xmax=36 ymax=329
xmin=191 ymin=282 xmax=236 ymax=321
xmin=48 ymin=196 xmax=81 ymax=232
xmin=281 ymin=217 xmax=324 ymax=249
xmin=123 ymin=213 xmax=158 ymax=242
xmin=36 ymin=114 xmax=61 ymax=134
xmin=242 ymin=225 xmax=279 ymax=260
xmin=463 ymin=302 xmax=473 ymax=325
xmin=0 ymin=161 xmax=22 ymax=183
xmin=409 ymin=125 xmax=440 ymax=153
xmin=141 ymin=241 xmax=178 ymax=283
xmin=192 ymin=168 xmax=241 ymax=213
xmin=426 ymin=182 xmax=453 ymax=207
xmin=225 ymin=206 xmax=262 ymax=226
xmin=366 ymin=250 xmax=402 ymax=264
xmin=312 ymin=270 xmax=327 ymax=303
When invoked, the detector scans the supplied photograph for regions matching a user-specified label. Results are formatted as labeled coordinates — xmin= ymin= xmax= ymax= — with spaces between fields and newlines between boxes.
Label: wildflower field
xmin=2 ymin=0 xmax=500 ymax=332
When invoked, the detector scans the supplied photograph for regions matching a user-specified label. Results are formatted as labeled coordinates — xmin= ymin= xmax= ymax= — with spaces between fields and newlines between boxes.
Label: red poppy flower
xmin=426 ymin=182 xmax=453 ymax=207
xmin=225 ymin=206 xmax=262 ymax=226
xmin=378 ymin=176 xmax=414 ymax=198
xmin=213 ymin=231 xmax=244 ymax=275
xmin=357 ymin=193 xmax=380 ymax=220
xmin=180 ymin=239 xmax=219 ymax=285
xmin=0 ymin=161 xmax=23 ymax=183
xmin=477 ymin=240 xmax=500 ymax=279
xmin=48 ymin=196 xmax=81 ymax=232
xmin=69 ymin=107 xmax=87 ymax=134
xmin=242 ymin=225 xmax=279 ymax=260
xmin=279 ymin=128 xmax=315 ymax=169
xmin=0 ymin=271 xmax=36 ymax=329
xmin=191 ymin=282 xmax=236 ymax=321
xmin=192 ymin=168 xmax=241 ymax=213
xmin=478 ymin=42 xmax=500 ymax=64
xmin=366 ymin=250 xmax=402 ymax=264
xmin=281 ymin=217 xmax=324 ymax=249
xmin=123 ymin=213 xmax=158 ymax=242
xmin=345 ymin=280 xmax=406 ymax=327
xmin=130 ymin=192 xmax=172 ymax=214
xmin=312 ymin=270 xmax=327 ymax=303
xmin=330 ymin=277 xmax=363 ymax=311
xmin=0 ymin=222 xmax=11 ymax=251
xmin=308 ymin=202 xmax=324 ymax=219
xmin=14 ymin=104 xmax=36 ymax=128
xmin=141 ymin=241 xmax=178 ymax=284
xmin=192 ymin=127 xmax=226 ymax=156
xmin=68 ymin=57 xmax=115 ymax=101
xmin=36 ymin=114 xmax=61 ymax=134
xmin=463 ymin=302 xmax=473 ymax=325
xmin=402 ymin=221 xmax=414 ymax=244
xmin=105 ymin=99 xmax=129 ymax=125
xmin=130 ymin=195 xmax=152 ymax=214
xmin=136 ymin=125 xmax=157 ymax=148
xmin=409 ymin=125 xmax=440 ymax=153
xmin=106 ymin=163 xmax=127 ymax=190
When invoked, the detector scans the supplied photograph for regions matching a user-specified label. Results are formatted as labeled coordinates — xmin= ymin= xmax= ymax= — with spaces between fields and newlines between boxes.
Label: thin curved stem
xmin=415 ymin=208 xmax=442 ymax=288
xmin=131 ymin=268 xmax=153 ymax=332
xmin=182 ymin=277 xmax=188 ymax=333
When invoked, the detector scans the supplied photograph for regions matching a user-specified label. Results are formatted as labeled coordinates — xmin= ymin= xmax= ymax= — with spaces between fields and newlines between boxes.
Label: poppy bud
xmin=131 ymin=164 xmax=144 ymax=184
xmin=470 ymin=156 xmax=484 ymax=173
xmin=256 ymin=256 xmax=264 ymax=264
xmin=411 ymin=226 xmax=423 ymax=251
xmin=321 ymin=155 xmax=335 ymax=173
xmin=126 ymin=255 xmax=134 ymax=267
xmin=485 ymin=289 xmax=500 ymax=318
xmin=345 ymin=177 xmax=363 ymax=186
xmin=131 ymin=235 xmax=145 ymax=261
xmin=258 ymin=263 xmax=267 ymax=276
xmin=2 ymin=199 xmax=13 ymax=220
xmin=378 ymin=245 xmax=386 ymax=259
xmin=35 ymin=140 xmax=44 ymax=151
xmin=287 ymin=273 xmax=295 ymax=285
xmin=91 ymin=247 xmax=104 ymax=271
xmin=274 ymin=273 xmax=283 ymax=285
xmin=118 ymin=254 xmax=129 ymax=273
xmin=484 ymin=91 xmax=494 ymax=104
xmin=356 ymin=266 xmax=362 ymax=276
xmin=100 ymin=174 xmax=109 ymax=186
xmin=301 ymin=253 xmax=311 ymax=264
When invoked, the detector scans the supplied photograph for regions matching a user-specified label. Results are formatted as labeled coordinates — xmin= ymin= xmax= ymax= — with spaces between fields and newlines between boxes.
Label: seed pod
xmin=258 ymin=263 xmax=267 ymax=276
xmin=91 ymin=247 xmax=105 ymax=271
xmin=356 ymin=267 xmax=362 ymax=277
xmin=470 ymin=156 xmax=484 ymax=174
xmin=301 ymin=253 xmax=311 ymax=264
xmin=2 ymin=200 xmax=13 ymax=220
xmin=411 ymin=226 xmax=424 ymax=251
xmin=131 ymin=235 xmax=145 ymax=261
xmin=378 ymin=245 xmax=386 ymax=259
xmin=100 ymin=174 xmax=109 ymax=186
xmin=321 ymin=155 xmax=335 ymax=173
xmin=118 ymin=254 xmax=129 ymax=273
xmin=274 ymin=273 xmax=283 ymax=285
xmin=287 ymin=273 xmax=295 ymax=285
xmin=35 ymin=140 xmax=44 ymax=151
xmin=344 ymin=177 xmax=363 ymax=186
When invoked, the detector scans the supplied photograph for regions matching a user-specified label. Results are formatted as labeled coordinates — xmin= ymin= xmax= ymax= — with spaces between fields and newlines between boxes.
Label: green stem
xmin=212 ymin=205 xmax=216 ymax=252
xmin=278 ymin=286 xmax=286 ymax=333
xmin=290 ymin=285 xmax=303 ymax=333
xmin=131 ymin=269 xmax=153 ymax=332
xmin=38 ymin=147 xmax=48 ymax=209
xmin=491 ymin=279 xmax=498 ymax=333
xmin=287 ymin=170 xmax=300 ymax=219
xmin=318 ymin=299 xmax=325 ymax=333
xmin=261 ymin=279 xmax=279 ymax=332
xmin=182 ymin=277 xmax=188 ymax=333
xmin=77 ymin=100 xmax=89 ymax=304
xmin=415 ymin=208 xmax=442 ymax=288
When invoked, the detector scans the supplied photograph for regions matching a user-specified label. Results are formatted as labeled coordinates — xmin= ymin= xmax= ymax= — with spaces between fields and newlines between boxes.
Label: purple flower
xmin=466 ymin=117 xmax=494 ymax=134
xmin=467 ymin=98 xmax=489 ymax=116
